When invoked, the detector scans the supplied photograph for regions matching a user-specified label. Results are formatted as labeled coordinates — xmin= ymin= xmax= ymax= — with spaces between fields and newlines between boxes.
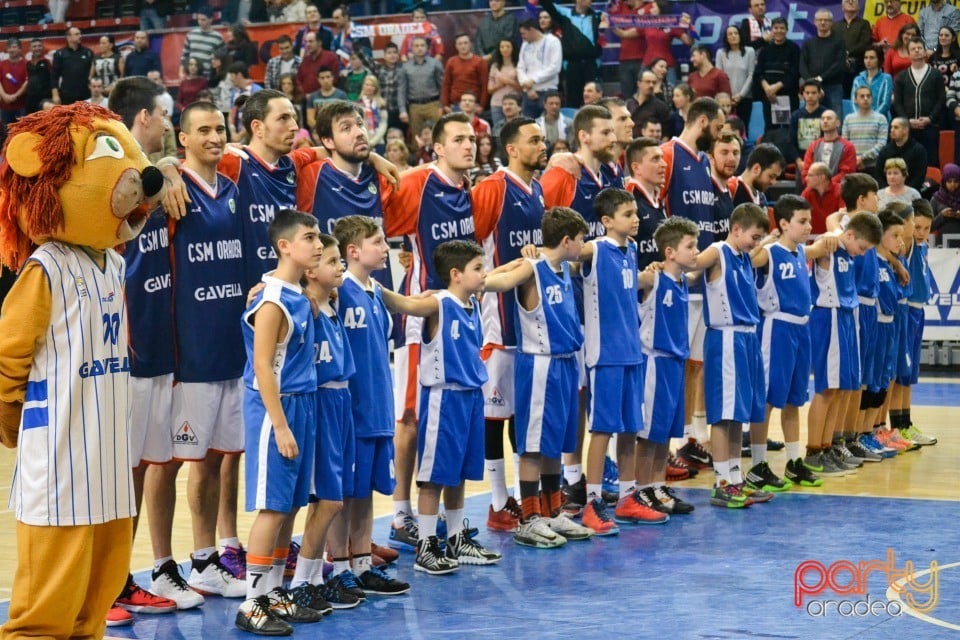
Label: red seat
xmin=940 ymin=130 xmax=954 ymax=171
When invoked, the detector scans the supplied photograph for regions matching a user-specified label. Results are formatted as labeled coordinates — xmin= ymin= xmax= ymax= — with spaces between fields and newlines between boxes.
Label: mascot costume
xmin=0 ymin=102 xmax=162 ymax=639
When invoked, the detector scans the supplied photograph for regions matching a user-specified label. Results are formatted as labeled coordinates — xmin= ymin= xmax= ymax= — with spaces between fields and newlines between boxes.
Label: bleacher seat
xmin=748 ymin=101 xmax=764 ymax=143
xmin=560 ymin=107 xmax=576 ymax=121
xmin=940 ymin=130 xmax=954 ymax=169
xmin=841 ymin=99 xmax=853 ymax=121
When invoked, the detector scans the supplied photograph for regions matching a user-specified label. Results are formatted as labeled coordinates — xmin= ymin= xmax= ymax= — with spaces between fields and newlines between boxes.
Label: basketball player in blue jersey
xmin=746 ymin=196 xmax=838 ymax=491
xmin=150 ymin=101 xmax=246 ymax=600
xmin=472 ymin=117 xmax=548 ymax=532
xmin=482 ymin=207 xmax=596 ymax=547
xmin=383 ymin=113 xmax=477 ymax=550
xmin=659 ymin=98 xmax=726 ymax=473
xmin=691 ymin=203 xmax=771 ymax=508
xmin=633 ymin=218 xmax=700 ymax=517
xmin=708 ymin=132 xmax=740 ymax=241
xmin=237 ymin=210 xmax=325 ymax=635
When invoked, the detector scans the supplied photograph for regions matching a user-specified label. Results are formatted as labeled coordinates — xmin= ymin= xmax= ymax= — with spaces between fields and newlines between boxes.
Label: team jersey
xmin=703 ymin=241 xmax=761 ymax=328
xmin=515 ymin=258 xmax=583 ymax=356
xmin=171 ymin=169 xmax=245 ymax=382
xmin=660 ymin=137 xmax=718 ymax=251
xmin=314 ymin=309 xmax=356 ymax=385
xmin=419 ymin=291 xmax=488 ymax=389
xmin=219 ymin=146 xmax=316 ymax=291
xmin=877 ymin=258 xmax=900 ymax=316
xmin=626 ymin=178 xmax=667 ymax=270
xmin=600 ymin=160 xmax=625 ymax=190
xmin=711 ymin=174 xmax=734 ymax=241
xmin=906 ymin=241 xmax=932 ymax=304
xmin=853 ymin=248 xmax=880 ymax=298
xmin=728 ymin=176 xmax=767 ymax=207
xmin=541 ymin=159 xmax=618 ymax=240
xmin=13 ymin=243 xmax=134 ymax=525
xmin=756 ymin=242 xmax=812 ymax=318
xmin=639 ymin=270 xmax=690 ymax=359
xmin=242 ymin=275 xmax=316 ymax=394
xmin=583 ymin=237 xmax=642 ymax=367
xmin=337 ymin=271 xmax=394 ymax=437
xmin=472 ymin=168 xmax=545 ymax=347
xmin=296 ymin=157 xmax=395 ymax=288
xmin=811 ymin=243 xmax=858 ymax=310
xmin=897 ymin=255 xmax=911 ymax=300
xmin=124 ymin=208 xmax=174 ymax=378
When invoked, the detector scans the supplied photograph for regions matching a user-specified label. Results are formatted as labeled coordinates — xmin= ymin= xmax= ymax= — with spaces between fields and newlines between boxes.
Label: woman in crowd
xmin=356 ymin=74 xmax=388 ymax=151
xmin=670 ymin=82 xmax=695 ymax=139
xmin=385 ymin=138 xmax=411 ymax=172
xmin=932 ymin=26 xmax=960 ymax=85
xmin=716 ymin=24 xmax=756 ymax=127
xmin=91 ymin=35 xmax=122 ymax=95
xmin=878 ymin=158 xmax=922 ymax=208
xmin=208 ymin=50 xmax=235 ymax=124
xmin=470 ymin=132 xmax=502 ymax=184
xmin=177 ymin=57 xmax=209 ymax=115
xmin=639 ymin=0 xmax=694 ymax=88
xmin=488 ymin=39 xmax=521 ymax=133
xmin=649 ymin=58 xmax=673 ymax=103
xmin=852 ymin=44 xmax=893 ymax=119
xmin=884 ymin=22 xmax=920 ymax=78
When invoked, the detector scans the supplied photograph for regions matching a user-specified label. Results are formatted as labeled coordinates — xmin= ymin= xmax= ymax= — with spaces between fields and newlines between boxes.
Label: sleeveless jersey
xmin=13 ymin=243 xmax=134 ymax=525
xmin=124 ymin=208 xmax=174 ymax=378
xmin=853 ymin=248 xmax=880 ymax=298
xmin=337 ymin=271 xmax=394 ymax=437
xmin=897 ymin=255 xmax=911 ymax=300
xmin=660 ymin=137 xmax=717 ymax=251
xmin=703 ymin=241 xmax=761 ymax=328
xmin=600 ymin=160 xmax=625 ymax=190
xmin=907 ymin=241 xmax=932 ymax=304
xmin=756 ymin=242 xmax=812 ymax=318
xmin=242 ymin=275 xmax=316 ymax=394
xmin=583 ymin=237 xmax=642 ymax=367
xmin=639 ymin=270 xmax=690 ymax=359
xmin=314 ymin=309 xmax=356 ymax=385
xmin=729 ymin=175 xmax=767 ymax=207
xmin=419 ymin=291 xmax=488 ymax=388
xmin=811 ymin=244 xmax=858 ymax=309
xmin=712 ymin=175 xmax=734 ymax=241
xmin=472 ymin=168 xmax=545 ymax=347
xmin=626 ymin=178 xmax=667 ymax=270
xmin=877 ymin=259 xmax=900 ymax=316
xmin=171 ymin=170 xmax=245 ymax=382
xmin=515 ymin=258 xmax=583 ymax=356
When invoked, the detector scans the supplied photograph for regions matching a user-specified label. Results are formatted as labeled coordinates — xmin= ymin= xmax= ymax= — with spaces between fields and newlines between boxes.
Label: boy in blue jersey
xmin=692 ymin=203 xmax=770 ymax=508
xmin=805 ymin=211 xmax=883 ymax=477
xmin=746 ymin=195 xmax=839 ymax=490
xmin=383 ymin=240 xmax=504 ymax=574
xmin=633 ymin=218 xmax=700 ymax=516
xmin=237 ymin=209 xmax=325 ymax=635
xmin=483 ymin=207 xmax=597 ymax=548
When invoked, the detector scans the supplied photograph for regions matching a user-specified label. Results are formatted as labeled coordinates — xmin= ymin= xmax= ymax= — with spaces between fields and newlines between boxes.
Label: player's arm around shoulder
xmin=694 ymin=244 xmax=722 ymax=281
xmin=484 ymin=257 xmax=533 ymax=293
xmin=381 ymin=287 xmax=441 ymax=318
xmin=251 ymin=301 xmax=298 ymax=459
xmin=805 ymin=233 xmax=840 ymax=261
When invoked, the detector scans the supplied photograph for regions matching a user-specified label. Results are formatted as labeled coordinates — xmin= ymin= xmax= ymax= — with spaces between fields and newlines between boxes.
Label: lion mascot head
xmin=0 ymin=102 xmax=163 ymax=270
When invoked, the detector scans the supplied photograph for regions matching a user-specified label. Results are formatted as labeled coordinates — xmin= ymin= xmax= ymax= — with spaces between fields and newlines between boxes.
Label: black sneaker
xmin=316 ymin=581 xmax=361 ymax=610
xmin=327 ymin=570 xmax=365 ymax=601
xmin=766 ymin=438 xmax=785 ymax=451
xmin=358 ymin=566 xmax=410 ymax=595
xmin=266 ymin=587 xmax=322 ymax=623
xmin=745 ymin=461 xmax=791 ymax=492
xmin=784 ymin=458 xmax=824 ymax=488
xmin=415 ymin=535 xmax=459 ymax=575
xmin=636 ymin=486 xmax=666 ymax=513
xmin=287 ymin=583 xmax=333 ymax=616
xmin=236 ymin=595 xmax=293 ymax=636
xmin=677 ymin=438 xmax=712 ymax=468
xmin=445 ymin=529 xmax=502 ymax=565
xmin=654 ymin=485 xmax=695 ymax=514
xmin=561 ymin=475 xmax=586 ymax=515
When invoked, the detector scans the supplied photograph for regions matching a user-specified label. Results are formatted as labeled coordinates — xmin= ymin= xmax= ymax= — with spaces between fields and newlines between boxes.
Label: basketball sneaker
xmin=266 ymin=587 xmax=322 ymax=623
xmin=514 ymin=516 xmax=566 ymax=548
xmin=803 ymin=451 xmax=825 ymax=473
xmin=818 ymin=449 xmax=850 ymax=476
xmin=150 ymin=559 xmax=205 ymax=610
xmin=287 ymin=583 xmax=333 ymax=616
xmin=614 ymin=491 xmax=670 ymax=524
xmin=327 ymin=570 xmax=365 ymax=600
xmin=415 ymin=535 xmax=459 ymax=575
xmin=846 ymin=438 xmax=882 ymax=462
xmin=784 ymin=458 xmax=823 ymax=487
xmin=745 ymin=461 xmax=792 ymax=492
xmin=388 ymin=513 xmax=420 ymax=551
xmin=602 ymin=456 xmax=619 ymax=495
xmin=709 ymin=481 xmax=749 ymax=508
xmin=188 ymin=552 xmax=246 ymax=598
xmin=487 ymin=496 xmax=521 ymax=531
xmin=582 ymin=497 xmax=620 ymax=535
xmin=677 ymin=438 xmax=713 ymax=468
xmin=220 ymin=544 xmax=246 ymax=579
xmin=446 ymin=527 xmax=502 ymax=565
xmin=284 ymin=541 xmax=300 ymax=578
xmin=316 ymin=581 xmax=361 ymax=610
xmin=652 ymin=485 xmax=695 ymax=514
xmin=358 ymin=566 xmax=411 ymax=595
xmin=901 ymin=424 xmax=936 ymax=446
xmin=546 ymin=513 xmax=594 ymax=540
xmin=105 ymin=606 xmax=133 ymax=627
xmin=858 ymin=432 xmax=897 ymax=458
xmin=737 ymin=482 xmax=774 ymax=503
xmin=667 ymin=454 xmax=698 ymax=480
xmin=115 ymin=574 xmax=177 ymax=613
xmin=832 ymin=441 xmax=863 ymax=467
xmin=236 ymin=595 xmax=293 ymax=636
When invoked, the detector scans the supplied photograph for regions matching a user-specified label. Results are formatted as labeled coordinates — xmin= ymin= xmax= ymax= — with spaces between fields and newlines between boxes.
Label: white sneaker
xmin=150 ymin=560 xmax=205 ymax=610
xmin=547 ymin=513 xmax=594 ymax=540
xmin=188 ymin=553 xmax=246 ymax=598
xmin=513 ymin=517 xmax=566 ymax=549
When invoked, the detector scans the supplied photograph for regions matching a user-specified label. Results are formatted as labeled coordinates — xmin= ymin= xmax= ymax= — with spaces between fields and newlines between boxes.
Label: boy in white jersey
xmin=237 ymin=209 xmax=325 ymax=634
xmin=483 ymin=207 xmax=596 ymax=547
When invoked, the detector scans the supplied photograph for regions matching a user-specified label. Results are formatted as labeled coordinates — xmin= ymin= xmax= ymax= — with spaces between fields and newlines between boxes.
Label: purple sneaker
xmin=220 ymin=544 xmax=246 ymax=579
xmin=285 ymin=540 xmax=300 ymax=577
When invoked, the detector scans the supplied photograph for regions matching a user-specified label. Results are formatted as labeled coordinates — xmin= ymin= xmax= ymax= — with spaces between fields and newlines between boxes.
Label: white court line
xmin=887 ymin=560 xmax=960 ymax=630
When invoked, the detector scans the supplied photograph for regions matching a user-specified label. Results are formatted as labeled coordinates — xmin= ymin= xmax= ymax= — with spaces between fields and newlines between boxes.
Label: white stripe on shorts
xmin=417 ymin=387 xmax=443 ymax=482
xmin=640 ymin=355 xmax=657 ymax=438
xmin=722 ymin=330 xmax=736 ymax=420
xmin=761 ymin=317 xmax=773 ymax=394
xmin=525 ymin=356 xmax=550 ymax=453
xmin=827 ymin=309 xmax=841 ymax=389
xmin=256 ymin=411 xmax=272 ymax=510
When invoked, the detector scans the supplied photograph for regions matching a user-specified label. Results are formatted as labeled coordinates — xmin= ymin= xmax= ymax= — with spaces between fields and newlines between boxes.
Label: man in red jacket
xmin=801 ymin=110 xmax=857 ymax=187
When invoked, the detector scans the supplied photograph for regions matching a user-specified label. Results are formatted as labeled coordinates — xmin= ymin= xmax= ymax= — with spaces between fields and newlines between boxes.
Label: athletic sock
xmin=192 ymin=546 xmax=216 ymax=564
xmin=519 ymin=480 xmax=541 ymax=521
xmin=446 ymin=509 xmax=464 ymax=538
xmin=540 ymin=473 xmax=562 ymax=517
xmin=692 ymin=413 xmax=708 ymax=443
xmin=154 ymin=555 xmax=174 ymax=572
xmin=291 ymin=555 xmax=321 ymax=588
xmin=352 ymin=553 xmax=372 ymax=575
xmin=332 ymin=557 xmax=351 ymax=576
xmin=219 ymin=537 xmax=241 ymax=550
xmin=618 ymin=480 xmax=634 ymax=499
xmin=750 ymin=444 xmax=766 ymax=466
xmin=512 ymin=453 xmax=521 ymax=501
xmin=486 ymin=458 xmax=508 ymax=511
xmin=393 ymin=500 xmax=413 ymax=528
xmin=729 ymin=462 xmax=743 ymax=485
xmin=563 ymin=464 xmax=582 ymax=487
xmin=246 ymin=554 xmax=273 ymax=599
xmin=713 ymin=459 xmax=731 ymax=485
xmin=270 ymin=547 xmax=287 ymax=590
xmin=418 ymin=514 xmax=438 ymax=540
xmin=785 ymin=441 xmax=802 ymax=462
xmin=586 ymin=483 xmax=602 ymax=503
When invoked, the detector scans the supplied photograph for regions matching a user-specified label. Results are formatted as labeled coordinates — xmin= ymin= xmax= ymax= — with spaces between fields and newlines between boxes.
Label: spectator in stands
xmin=306 ymin=66 xmax=347 ymax=131
xmin=688 ymin=44 xmax=732 ymax=99
xmin=639 ymin=117 xmax=662 ymax=141
xmin=459 ymin=90 xmax=491 ymax=137
xmin=717 ymin=24 xmax=756 ymax=127
xmin=715 ymin=92 xmax=733 ymax=117
xmin=538 ymin=10 xmax=558 ymax=37
xmin=893 ymin=37 xmax=945 ymax=163
xmin=670 ymin=83 xmax=694 ymax=142
xmin=610 ymin=0 xmax=646 ymax=99
xmin=627 ymin=70 xmax=670 ymax=138
xmin=475 ymin=0 xmax=518 ymax=63
xmin=582 ymin=81 xmax=603 ymax=106
xmin=640 ymin=0 xmax=694 ymax=88
xmin=180 ymin=8 xmax=223 ymax=77
xmin=265 ymin=35 xmax=301 ymax=90
xmin=800 ymin=9 xmax=846 ymax=110
xmin=442 ymin=33 xmax=488 ymax=113
xmin=852 ymin=45 xmax=892 ymax=119
xmin=885 ymin=22 xmax=920 ymax=78
xmin=177 ymin=57 xmax=209 ymax=113
xmin=836 ymin=0 xmax=872 ymax=97
xmin=357 ymin=74 xmax=388 ymax=151
xmin=786 ymin=79 xmax=826 ymax=176
xmin=385 ymin=138 xmax=411 ymax=172
xmin=801 ymin=110 xmax=856 ymax=186
xmin=137 ymin=0 xmax=171 ymax=32
xmin=412 ymin=121 xmax=436 ymax=165
xmin=488 ymin=38 xmax=520 ymax=134
xmin=207 ymin=50 xmax=234 ymax=121
xmin=919 ymin=0 xmax=960 ymax=56
xmin=875 ymin=116 xmax=928 ymax=189
xmin=47 ymin=0 xmax=68 ymax=23
xmin=147 ymin=69 xmax=172 ymax=115
xmin=649 ymin=57 xmax=672 ymax=103
xmin=740 ymin=0 xmax=772 ymax=50
xmin=873 ymin=0 xmax=915 ymax=50
xmin=340 ymin=51 xmax=371 ymax=101
xmin=843 ymin=85 xmax=889 ymax=171
xmin=297 ymin=31 xmax=339 ymax=97
xmin=274 ymin=0 xmax=307 ymax=23
xmin=538 ymin=0 xmax=603 ymax=109
xmin=278 ymin=72 xmax=304 ymax=129
xmin=470 ymin=132 xmax=502 ymax=183
xmin=801 ymin=162 xmax=843 ymax=233
xmin=124 ymin=31 xmax=162 ymax=78
xmin=931 ymin=162 xmax=960 ymax=236
xmin=516 ymin=18 xmax=562 ymax=118
xmin=549 ymin=139 xmax=570 ymax=154
xmin=51 ymin=27 xmax=93 ymax=106
xmin=399 ymin=6 xmax=444 ymax=62
xmin=754 ymin=17 xmax=800 ymax=133
xmin=376 ymin=42 xmax=402 ymax=131
xmin=931 ymin=27 xmax=960 ymax=89
xmin=295 ymin=4 xmax=333 ymax=56
xmin=0 ymin=38 xmax=28 ymax=126
xmin=878 ymin=157 xmax=923 ymax=207
xmin=398 ymin=36 xmax=444 ymax=142
xmin=945 ymin=65 xmax=960 ymax=161
xmin=499 ymin=92 xmax=522 ymax=134
xmin=225 ymin=23 xmax=258 ymax=68
xmin=227 ymin=62 xmax=262 ymax=142
xmin=92 ymin=35 xmax=122 ymax=96
xmin=84 ymin=77 xmax=108 ymax=107
xmin=536 ymin=90 xmax=572 ymax=148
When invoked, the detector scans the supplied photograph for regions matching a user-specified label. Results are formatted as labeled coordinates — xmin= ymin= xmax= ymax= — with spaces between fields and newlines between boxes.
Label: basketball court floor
xmin=0 ymin=377 xmax=957 ymax=639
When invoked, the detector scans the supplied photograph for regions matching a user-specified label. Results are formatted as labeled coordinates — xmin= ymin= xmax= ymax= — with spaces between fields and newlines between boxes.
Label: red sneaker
xmin=486 ymin=496 xmax=521 ymax=531
xmin=666 ymin=456 xmax=691 ymax=481
xmin=371 ymin=540 xmax=399 ymax=564
xmin=115 ymin=575 xmax=177 ymax=614
xmin=613 ymin=493 xmax=670 ymax=524
xmin=581 ymin=498 xmax=620 ymax=536
xmin=106 ymin=605 xmax=133 ymax=627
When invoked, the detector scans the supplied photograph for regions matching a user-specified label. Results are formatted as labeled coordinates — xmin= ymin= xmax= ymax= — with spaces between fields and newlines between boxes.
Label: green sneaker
xmin=785 ymin=458 xmax=824 ymax=487
xmin=709 ymin=481 xmax=749 ymax=508
xmin=901 ymin=425 xmax=937 ymax=446
xmin=803 ymin=452 xmax=824 ymax=473
xmin=745 ymin=461 xmax=791 ymax=493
